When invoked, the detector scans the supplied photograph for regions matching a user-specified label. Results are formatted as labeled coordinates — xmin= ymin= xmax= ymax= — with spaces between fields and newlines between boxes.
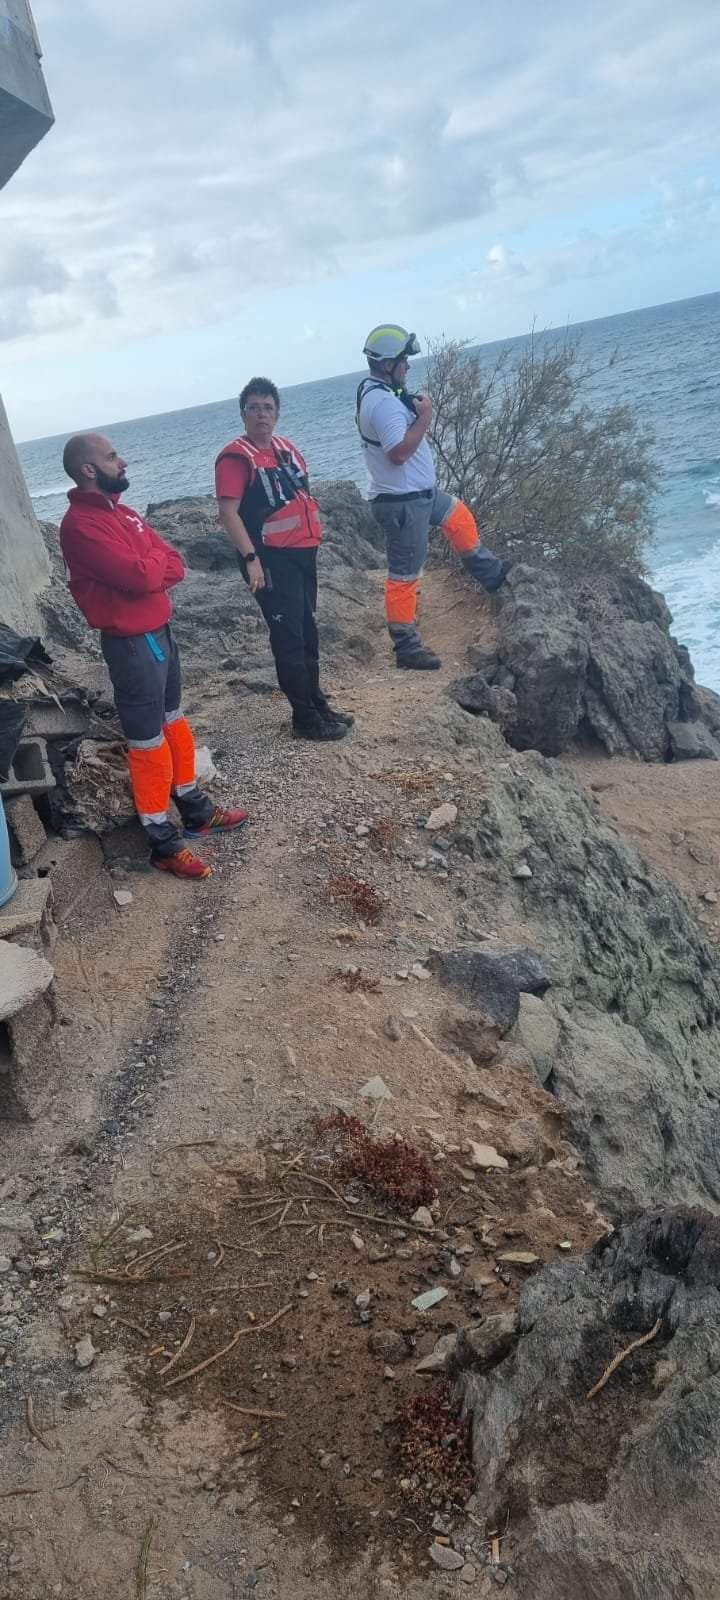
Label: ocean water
xmin=17 ymin=290 xmax=720 ymax=687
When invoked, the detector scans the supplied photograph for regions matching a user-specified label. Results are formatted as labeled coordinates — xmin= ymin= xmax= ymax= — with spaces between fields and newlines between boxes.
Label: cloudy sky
xmin=2 ymin=0 xmax=719 ymax=439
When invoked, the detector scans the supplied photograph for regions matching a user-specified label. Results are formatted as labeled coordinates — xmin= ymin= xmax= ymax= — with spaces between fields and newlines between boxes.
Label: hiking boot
xmin=185 ymin=805 xmax=248 ymax=839
xmin=486 ymin=560 xmax=513 ymax=593
xmin=293 ymin=712 xmax=349 ymax=741
xmin=396 ymin=647 xmax=442 ymax=670
xmin=151 ymin=847 xmax=213 ymax=880
xmin=313 ymin=698 xmax=355 ymax=728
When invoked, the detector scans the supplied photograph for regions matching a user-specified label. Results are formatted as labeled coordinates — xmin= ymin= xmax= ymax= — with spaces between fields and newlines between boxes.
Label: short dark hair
xmin=239 ymin=377 xmax=280 ymax=414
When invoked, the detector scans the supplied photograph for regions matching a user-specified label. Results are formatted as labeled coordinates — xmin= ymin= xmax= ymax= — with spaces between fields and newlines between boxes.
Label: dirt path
xmin=0 ymin=565 xmax=714 ymax=1599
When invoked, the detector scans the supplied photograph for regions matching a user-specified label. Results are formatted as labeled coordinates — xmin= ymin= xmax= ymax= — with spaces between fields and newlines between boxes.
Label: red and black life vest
xmin=217 ymin=435 xmax=323 ymax=552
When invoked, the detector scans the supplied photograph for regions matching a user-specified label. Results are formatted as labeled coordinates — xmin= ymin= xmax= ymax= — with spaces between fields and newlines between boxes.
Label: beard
xmin=95 ymin=468 xmax=129 ymax=494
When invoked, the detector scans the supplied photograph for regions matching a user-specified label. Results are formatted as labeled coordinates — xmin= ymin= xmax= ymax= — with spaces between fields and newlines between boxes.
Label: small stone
xmin=126 ymin=1226 xmax=153 ymax=1244
xmin=306 ymin=1270 xmax=319 ymax=1282
xmin=426 ymin=803 xmax=458 ymax=832
xmin=412 ymin=1286 xmax=448 ymax=1312
xmin=702 ymin=890 xmax=718 ymax=904
xmin=74 ymin=1334 xmax=96 ymax=1369
xmin=359 ymin=1075 xmax=392 ymax=1102
xmin=448 ymin=1256 xmax=463 ymax=1279
xmin=0 ymin=1257 xmax=12 ymax=1275
xmin=320 ymin=1453 xmax=334 ymax=1471
xmin=496 ymin=1251 xmax=539 ymax=1267
xmin=429 ymin=1543 xmax=464 ymax=1571
xmin=411 ymin=962 xmax=431 ymax=981
xmin=92 ymin=1303 xmax=107 ymax=1319
xmin=356 ymin=823 xmax=371 ymax=837
xmin=369 ymin=1330 xmax=407 ymax=1364
xmin=395 ymin=969 xmax=410 ymax=980
xmin=415 ymin=1333 xmax=458 ymax=1373
xmin=57 ymin=1293 xmax=74 ymax=1311
xmin=492 ymin=1570 xmax=508 ymax=1586
xmin=214 ymin=933 xmax=225 ymax=943
xmin=558 ymin=1240 xmax=572 ymax=1251
xmin=384 ymin=1015 xmax=402 ymax=1041
xmin=670 ymin=831 xmax=685 ymax=846
xmin=513 ymin=863 xmax=533 ymax=880
xmin=371 ymin=1468 xmax=384 ymax=1481
xmin=350 ymin=1232 xmax=365 ymax=1252
xmin=113 ymin=888 xmax=133 ymax=907
xmin=157 ymin=1310 xmax=173 ymax=1324
xmin=467 ymin=1141 xmax=509 ymax=1172
xmin=355 ymin=1289 xmax=371 ymax=1312
xmin=460 ymin=1565 xmax=477 ymax=1584
xmin=411 ymin=1206 xmax=434 ymax=1230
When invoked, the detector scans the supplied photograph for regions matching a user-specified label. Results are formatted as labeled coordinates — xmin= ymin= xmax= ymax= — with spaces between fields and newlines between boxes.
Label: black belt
xmin=372 ymin=489 xmax=434 ymax=504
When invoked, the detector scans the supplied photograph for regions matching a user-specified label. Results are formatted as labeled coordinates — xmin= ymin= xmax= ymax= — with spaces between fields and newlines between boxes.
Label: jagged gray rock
xmin=450 ymin=562 xmax=720 ymax=762
xmin=430 ymin=941 xmax=551 ymax=1032
xmin=456 ymin=1207 xmax=720 ymax=1600
xmin=407 ymin=699 xmax=720 ymax=1215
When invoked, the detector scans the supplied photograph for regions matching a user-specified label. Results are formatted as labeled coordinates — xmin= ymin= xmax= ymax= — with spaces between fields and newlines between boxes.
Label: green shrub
xmin=425 ymin=333 xmax=659 ymax=579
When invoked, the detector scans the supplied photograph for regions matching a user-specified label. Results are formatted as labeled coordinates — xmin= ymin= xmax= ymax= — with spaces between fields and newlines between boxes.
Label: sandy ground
xmin=0 ymin=566 xmax=717 ymax=1599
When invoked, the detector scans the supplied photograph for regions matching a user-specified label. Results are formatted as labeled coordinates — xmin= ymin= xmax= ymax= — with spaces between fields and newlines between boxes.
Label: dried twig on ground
xmin=117 ymin=1319 xmax=153 ymax=1340
xmin=163 ymin=1303 xmax=293 ymax=1391
xmin=223 ymin=1403 xmax=287 ymax=1420
xmin=26 ymin=1396 xmax=52 ymax=1452
xmin=586 ymin=1317 xmax=662 ymax=1401
xmin=135 ymin=1517 xmax=157 ymax=1600
xmin=159 ymin=1317 xmax=196 ymax=1377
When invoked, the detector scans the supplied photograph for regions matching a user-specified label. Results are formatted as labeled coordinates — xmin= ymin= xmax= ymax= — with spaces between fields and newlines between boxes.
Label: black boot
xmin=396 ymin=647 xmax=442 ymax=670
xmin=293 ymin=711 xmax=349 ymax=742
xmin=313 ymin=696 xmax=355 ymax=728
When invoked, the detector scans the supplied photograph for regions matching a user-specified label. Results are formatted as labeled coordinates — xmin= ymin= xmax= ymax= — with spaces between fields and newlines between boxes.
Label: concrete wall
xmin=0 ymin=395 xmax=50 ymax=635
xmin=0 ymin=0 xmax=53 ymax=189
xmin=0 ymin=1 xmax=53 ymax=635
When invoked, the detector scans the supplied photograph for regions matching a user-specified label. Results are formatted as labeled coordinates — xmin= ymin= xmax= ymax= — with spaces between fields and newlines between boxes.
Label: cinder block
xmin=4 ymin=794 xmax=47 ymax=866
xmin=23 ymin=696 xmax=91 ymax=740
xmin=0 ymin=938 xmax=55 ymax=1121
xmin=0 ymin=877 xmax=55 ymax=951
xmin=0 ymin=738 xmax=55 ymax=798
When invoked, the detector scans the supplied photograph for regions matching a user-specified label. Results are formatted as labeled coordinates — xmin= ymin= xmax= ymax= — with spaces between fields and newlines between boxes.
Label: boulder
xmin=430 ymin=941 xmax=551 ymax=1032
xmin=456 ymin=1208 xmax=720 ymax=1600
xmin=450 ymin=561 xmax=720 ymax=763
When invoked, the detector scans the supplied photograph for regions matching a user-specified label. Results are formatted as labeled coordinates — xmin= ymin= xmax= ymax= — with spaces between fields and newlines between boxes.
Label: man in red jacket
xmin=60 ymin=432 xmax=247 ymax=879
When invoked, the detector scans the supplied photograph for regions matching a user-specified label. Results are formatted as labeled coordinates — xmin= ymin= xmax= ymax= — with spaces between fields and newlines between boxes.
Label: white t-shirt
xmin=358 ymin=384 xmax=436 ymax=497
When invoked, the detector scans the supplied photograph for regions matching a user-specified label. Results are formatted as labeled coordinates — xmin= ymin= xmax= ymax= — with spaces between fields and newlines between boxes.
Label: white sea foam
xmin=652 ymin=537 xmax=720 ymax=693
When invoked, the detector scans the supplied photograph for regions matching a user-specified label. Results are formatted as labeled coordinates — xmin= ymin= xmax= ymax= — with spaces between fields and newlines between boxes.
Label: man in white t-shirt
xmin=356 ymin=324 xmax=511 ymax=669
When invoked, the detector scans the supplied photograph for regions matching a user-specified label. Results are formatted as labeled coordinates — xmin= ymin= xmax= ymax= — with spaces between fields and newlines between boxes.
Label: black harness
xmin=355 ymin=377 xmax=418 ymax=447
xmin=216 ymin=444 xmax=310 ymax=547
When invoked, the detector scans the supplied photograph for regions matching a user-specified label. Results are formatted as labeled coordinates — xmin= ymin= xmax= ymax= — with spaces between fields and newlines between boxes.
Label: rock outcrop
xmin=457 ymin=1207 xmax=720 ymax=1600
xmin=451 ymin=562 xmax=720 ymax=761
xmin=408 ymin=700 xmax=720 ymax=1216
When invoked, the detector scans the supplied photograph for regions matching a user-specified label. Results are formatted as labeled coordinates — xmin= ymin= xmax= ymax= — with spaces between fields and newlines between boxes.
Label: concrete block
xmin=0 ymin=876 xmax=55 ymax=950
xmin=22 ymin=696 xmax=90 ymax=740
xmin=0 ymin=938 xmax=55 ymax=1121
xmin=0 ymin=737 xmax=55 ymax=798
xmin=4 ymin=793 xmax=47 ymax=865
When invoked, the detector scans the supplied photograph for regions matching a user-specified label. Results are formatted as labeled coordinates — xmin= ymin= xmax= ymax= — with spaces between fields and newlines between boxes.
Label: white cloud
xmin=1 ymin=0 xmax=719 ymax=424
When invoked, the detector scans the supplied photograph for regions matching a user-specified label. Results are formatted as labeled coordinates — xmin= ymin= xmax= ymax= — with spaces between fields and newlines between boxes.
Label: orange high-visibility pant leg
xmin=385 ymin=577 xmax=418 ymax=626
xmin=441 ymin=497 xmax=480 ymax=554
xmin=163 ymin=709 xmax=196 ymax=794
xmin=440 ymin=496 xmax=507 ymax=589
xmin=127 ymin=738 xmax=173 ymax=825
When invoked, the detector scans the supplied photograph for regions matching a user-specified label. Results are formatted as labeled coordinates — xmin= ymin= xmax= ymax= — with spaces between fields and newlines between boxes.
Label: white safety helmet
xmin=363 ymin=325 xmax=421 ymax=363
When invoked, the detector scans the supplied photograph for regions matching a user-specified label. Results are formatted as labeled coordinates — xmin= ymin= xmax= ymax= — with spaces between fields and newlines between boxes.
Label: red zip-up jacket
xmin=59 ymin=489 xmax=186 ymax=636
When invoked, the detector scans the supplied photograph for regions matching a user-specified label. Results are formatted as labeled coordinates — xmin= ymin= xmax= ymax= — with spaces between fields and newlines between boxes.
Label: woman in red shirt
xmin=215 ymin=378 xmax=352 ymax=741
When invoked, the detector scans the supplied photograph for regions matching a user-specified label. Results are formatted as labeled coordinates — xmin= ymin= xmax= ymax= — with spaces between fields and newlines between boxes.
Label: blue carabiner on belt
xmin=144 ymin=631 xmax=165 ymax=662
